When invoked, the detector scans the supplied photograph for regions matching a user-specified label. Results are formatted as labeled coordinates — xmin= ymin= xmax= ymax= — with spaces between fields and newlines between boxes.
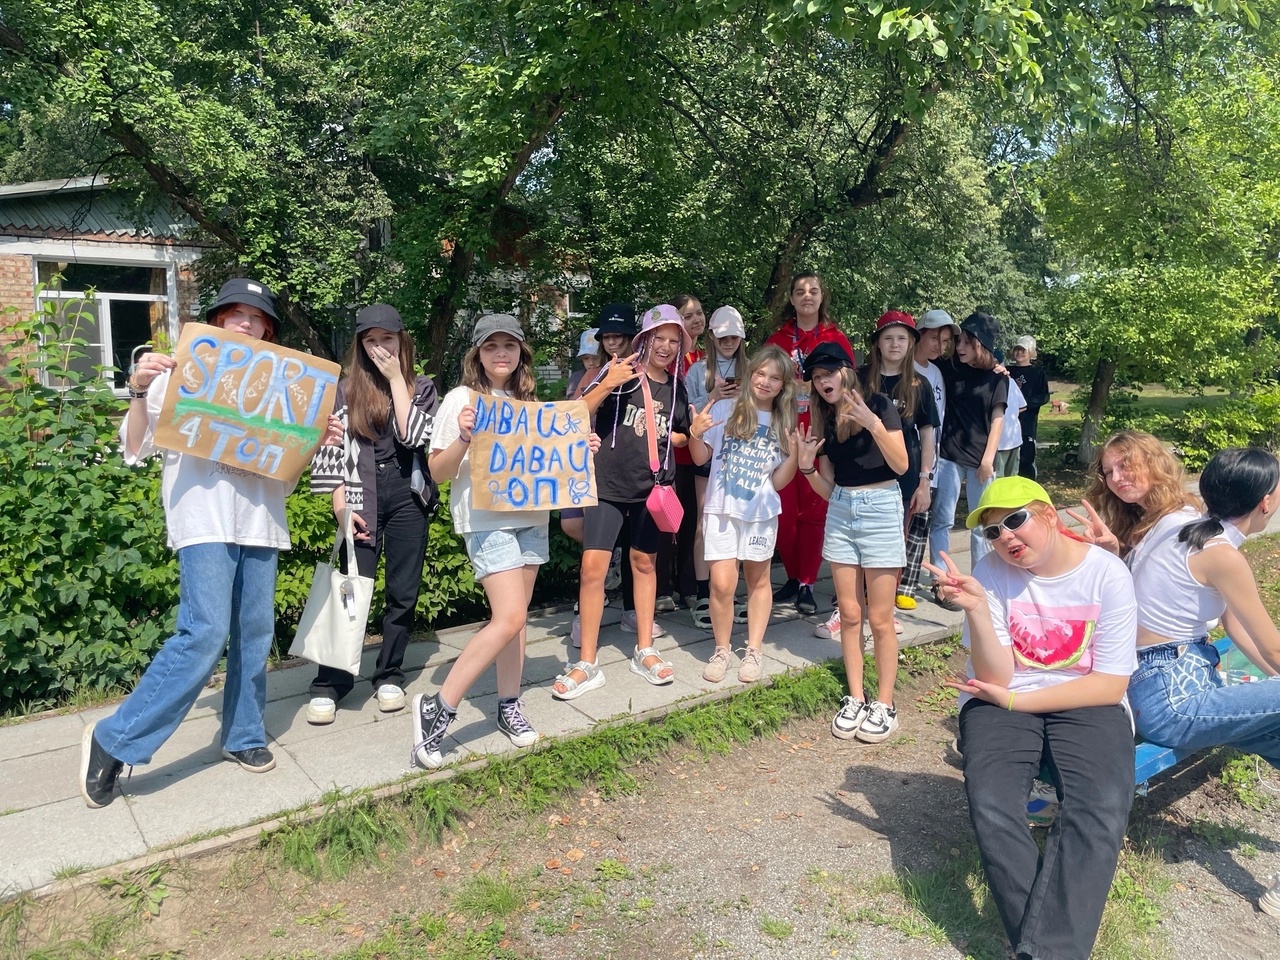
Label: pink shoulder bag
xmin=639 ymin=375 xmax=684 ymax=533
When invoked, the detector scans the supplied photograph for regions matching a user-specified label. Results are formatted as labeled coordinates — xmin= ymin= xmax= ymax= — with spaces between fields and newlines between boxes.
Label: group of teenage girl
xmin=79 ymin=276 xmax=1279 ymax=954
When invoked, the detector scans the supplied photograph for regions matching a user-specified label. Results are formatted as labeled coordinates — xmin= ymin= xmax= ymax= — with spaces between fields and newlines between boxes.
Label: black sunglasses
xmin=981 ymin=508 xmax=1032 ymax=541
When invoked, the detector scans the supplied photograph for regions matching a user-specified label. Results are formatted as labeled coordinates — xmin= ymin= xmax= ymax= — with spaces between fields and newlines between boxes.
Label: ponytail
xmin=1178 ymin=447 xmax=1280 ymax=550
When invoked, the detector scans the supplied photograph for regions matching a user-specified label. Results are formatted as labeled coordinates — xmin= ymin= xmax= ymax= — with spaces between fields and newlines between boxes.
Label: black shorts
xmin=583 ymin=499 xmax=661 ymax=555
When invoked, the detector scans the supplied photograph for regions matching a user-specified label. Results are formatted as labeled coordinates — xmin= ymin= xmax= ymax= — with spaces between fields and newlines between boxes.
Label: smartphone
xmin=724 ymin=377 xmax=739 ymax=386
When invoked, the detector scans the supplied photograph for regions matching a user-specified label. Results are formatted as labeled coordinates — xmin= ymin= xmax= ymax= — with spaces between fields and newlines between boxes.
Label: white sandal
xmin=630 ymin=646 xmax=675 ymax=686
xmin=551 ymin=660 xmax=606 ymax=700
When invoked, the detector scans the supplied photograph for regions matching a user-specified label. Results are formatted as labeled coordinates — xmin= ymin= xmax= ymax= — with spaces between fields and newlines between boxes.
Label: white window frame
xmin=1 ymin=238 xmax=194 ymax=397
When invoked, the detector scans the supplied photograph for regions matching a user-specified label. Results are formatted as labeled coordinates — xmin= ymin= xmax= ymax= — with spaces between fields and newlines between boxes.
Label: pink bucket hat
xmin=631 ymin=304 xmax=693 ymax=357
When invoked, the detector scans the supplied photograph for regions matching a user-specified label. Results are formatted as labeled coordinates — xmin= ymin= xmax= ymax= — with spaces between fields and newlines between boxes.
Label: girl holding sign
xmin=307 ymin=304 xmax=438 ymax=724
xmin=82 ymin=279 xmax=342 ymax=808
xmin=415 ymin=313 xmax=583 ymax=767
xmin=553 ymin=305 xmax=693 ymax=700
xmin=687 ymin=344 xmax=799 ymax=683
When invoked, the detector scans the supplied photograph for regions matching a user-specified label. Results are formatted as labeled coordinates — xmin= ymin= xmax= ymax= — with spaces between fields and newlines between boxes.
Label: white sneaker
xmin=376 ymin=684 xmax=406 ymax=712
xmin=620 ymin=609 xmax=666 ymax=640
xmin=306 ymin=697 xmax=335 ymax=725
xmin=856 ymin=700 xmax=899 ymax=743
xmin=604 ymin=548 xmax=623 ymax=591
xmin=831 ymin=696 xmax=868 ymax=740
xmin=814 ymin=607 xmax=841 ymax=639
xmin=1260 ymin=874 xmax=1280 ymax=918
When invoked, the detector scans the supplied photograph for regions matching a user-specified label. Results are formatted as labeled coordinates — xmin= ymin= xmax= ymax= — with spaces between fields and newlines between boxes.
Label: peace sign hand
xmin=921 ymin=552 xmax=986 ymax=612
xmin=793 ymin=423 xmax=825 ymax=471
xmin=688 ymin=401 xmax=721 ymax=442
xmin=598 ymin=353 xmax=640 ymax=391
xmin=838 ymin=388 xmax=879 ymax=431
xmin=1064 ymin=498 xmax=1120 ymax=554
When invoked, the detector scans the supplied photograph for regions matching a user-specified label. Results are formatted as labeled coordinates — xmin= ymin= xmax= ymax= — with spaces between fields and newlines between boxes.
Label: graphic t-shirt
xmin=765 ymin=321 xmax=856 ymax=416
xmin=432 ymin=385 xmax=550 ymax=534
xmin=593 ymin=373 xmax=691 ymax=502
xmin=858 ymin=367 xmax=939 ymax=503
xmin=1012 ymin=363 xmax=1050 ymax=444
xmin=702 ymin=400 xmax=785 ymax=522
xmin=938 ymin=358 xmax=1009 ymax=469
xmin=960 ymin=545 xmax=1138 ymax=710
xmin=821 ymin=393 xmax=903 ymax=487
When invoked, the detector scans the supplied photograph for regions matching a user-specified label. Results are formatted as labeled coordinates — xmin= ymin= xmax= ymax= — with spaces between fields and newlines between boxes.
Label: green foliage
xmin=98 ymin=864 xmax=170 ymax=919
xmin=0 ymin=301 xmax=179 ymax=713
xmin=1218 ymin=750 xmax=1271 ymax=811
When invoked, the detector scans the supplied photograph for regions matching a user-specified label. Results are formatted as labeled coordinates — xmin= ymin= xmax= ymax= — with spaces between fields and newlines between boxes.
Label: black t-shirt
xmin=938 ymin=359 xmax=1009 ymax=469
xmin=858 ymin=367 xmax=940 ymax=502
xmin=593 ymin=374 xmax=692 ymax=502
xmin=821 ymin=393 xmax=903 ymax=487
xmin=1012 ymin=364 xmax=1050 ymax=409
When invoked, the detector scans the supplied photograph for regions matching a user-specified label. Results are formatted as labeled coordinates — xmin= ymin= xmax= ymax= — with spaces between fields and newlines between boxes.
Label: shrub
xmin=0 ymin=302 xmax=581 ymax=714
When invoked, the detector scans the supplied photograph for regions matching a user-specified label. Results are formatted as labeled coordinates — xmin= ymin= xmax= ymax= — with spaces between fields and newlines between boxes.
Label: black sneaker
xmin=773 ymin=578 xmax=800 ymax=604
xmin=795 ymin=584 xmax=817 ymax=615
xmin=930 ymin=582 xmax=961 ymax=612
xmin=411 ymin=692 xmax=455 ymax=769
xmin=496 ymin=697 xmax=539 ymax=748
xmin=222 ymin=747 xmax=276 ymax=772
xmin=80 ymin=722 xmax=124 ymax=809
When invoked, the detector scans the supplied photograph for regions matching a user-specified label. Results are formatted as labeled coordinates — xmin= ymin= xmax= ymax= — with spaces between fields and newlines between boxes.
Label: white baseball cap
xmin=919 ymin=309 xmax=958 ymax=331
xmin=709 ymin=305 xmax=746 ymax=339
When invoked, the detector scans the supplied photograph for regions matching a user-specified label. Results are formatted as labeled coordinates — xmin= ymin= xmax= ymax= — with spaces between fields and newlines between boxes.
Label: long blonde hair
xmin=1085 ymin=431 xmax=1200 ymax=551
xmin=810 ymin=366 xmax=867 ymax=443
xmin=460 ymin=338 xmax=538 ymax=401
xmin=723 ymin=345 xmax=796 ymax=456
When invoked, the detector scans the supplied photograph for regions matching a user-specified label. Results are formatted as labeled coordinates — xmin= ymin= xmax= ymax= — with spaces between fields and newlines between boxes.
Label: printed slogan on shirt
xmin=153 ymin=323 xmax=340 ymax=483
xmin=468 ymin=394 xmax=598 ymax=511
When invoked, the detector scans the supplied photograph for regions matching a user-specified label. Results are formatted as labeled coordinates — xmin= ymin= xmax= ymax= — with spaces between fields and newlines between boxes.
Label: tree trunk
xmin=1077 ymin=357 xmax=1117 ymax=464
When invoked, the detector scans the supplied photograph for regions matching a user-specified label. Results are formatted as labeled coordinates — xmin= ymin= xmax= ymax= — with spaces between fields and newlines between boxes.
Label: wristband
xmin=459 ymin=435 xmax=471 ymax=445
xmin=800 ymin=466 xmax=817 ymax=475
xmin=127 ymin=381 xmax=149 ymax=400
xmin=1006 ymin=691 xmax=1016 ymax=711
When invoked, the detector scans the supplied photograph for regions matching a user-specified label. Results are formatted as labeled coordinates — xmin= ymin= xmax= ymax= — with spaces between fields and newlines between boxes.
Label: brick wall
xmin=0 ymin=254 xmax=36 ymax=360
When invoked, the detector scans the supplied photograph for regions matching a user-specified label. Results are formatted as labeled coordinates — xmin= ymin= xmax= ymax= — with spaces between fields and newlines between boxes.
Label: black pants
xmin=959 ymin=699 xmax=1134 ymax=960
xmin=310 ymin=453 xmax=429 ymax=701
xmin=665 ymin=461 xmax=700 ymax=598
xmin=1018 ymin=407 xmax=1042 ymax=479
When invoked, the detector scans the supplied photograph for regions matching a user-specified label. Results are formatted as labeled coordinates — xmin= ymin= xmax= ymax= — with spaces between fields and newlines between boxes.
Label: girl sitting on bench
xmin=1082 ymin=438 xmax=1280 ymax=917
xmin=928 ymin=477 xmax=1137 ymax=960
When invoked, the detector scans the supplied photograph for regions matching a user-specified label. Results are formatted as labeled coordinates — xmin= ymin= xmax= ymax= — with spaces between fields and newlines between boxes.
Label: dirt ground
xmin=14 ymin=647 xmax=1280 ymax=960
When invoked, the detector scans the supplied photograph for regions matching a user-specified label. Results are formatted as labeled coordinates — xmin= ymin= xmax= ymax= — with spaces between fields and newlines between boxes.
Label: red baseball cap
xmin=873 ymin=310 xmax=918 ymax=341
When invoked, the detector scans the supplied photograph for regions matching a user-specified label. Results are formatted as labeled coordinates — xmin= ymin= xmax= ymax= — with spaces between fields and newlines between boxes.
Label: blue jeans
xmin=95 ymin=543 xmax=278 ymax=765
xmin=1129 ymin=640 xmax=1280 ymax=769
xmin=929 ymin=459 xmax=994 ymax=569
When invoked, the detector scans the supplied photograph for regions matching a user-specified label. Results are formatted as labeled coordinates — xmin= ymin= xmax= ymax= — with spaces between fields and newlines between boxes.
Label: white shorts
xmin=702 ymin=513 xmax=777 ymax=563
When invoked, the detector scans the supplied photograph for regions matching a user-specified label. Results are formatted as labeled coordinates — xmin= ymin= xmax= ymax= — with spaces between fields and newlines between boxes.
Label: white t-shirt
xmin=998 ymin=378 xmax=1026 ymax=451
xmin=120 ymin=370 xmax=293 ymax=552
xmin=701 ymin=400 xmax=785 ymax=522
xmin=915 ymin=360 xmax=945 ymax=485
xmin=961 ymin=544 xmax=1137 ymax=709
xmin=432 ymin=385 xmax=550 ymax=534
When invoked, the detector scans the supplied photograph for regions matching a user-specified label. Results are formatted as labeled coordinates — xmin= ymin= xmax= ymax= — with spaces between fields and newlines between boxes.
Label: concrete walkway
xmin=0 ymin=522 xmax=985 ymax=897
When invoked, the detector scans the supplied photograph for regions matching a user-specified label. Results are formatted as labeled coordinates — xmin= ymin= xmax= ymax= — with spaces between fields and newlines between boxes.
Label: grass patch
xmin=1218 ymin=751 xmax=1272 ymax=811
xmin=452 ymin=871 xmax=533 ymax=921
xmin=1189 ymin=818 xmax=1268 ymax=850
xmin=759 ymin=915 xmax=794 ymax=940
xmin=261 ymin=659 xmax=853 ymax=879
xmin=1241 ymin=532 xmax=1280 ymax=617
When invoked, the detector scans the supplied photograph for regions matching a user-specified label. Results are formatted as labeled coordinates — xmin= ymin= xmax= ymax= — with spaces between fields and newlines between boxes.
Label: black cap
xmin=595 ymin=302 xmax=637 ymax=339
xmin=960 ymin=311 xmax=1001 ymax=354
xmin=355 ymin=304 xmax=404 ymax=335
xmin=801 ymin=341 xmax=854 ymax=379
xmin=205 ymin=278 xmax=279 ymax=324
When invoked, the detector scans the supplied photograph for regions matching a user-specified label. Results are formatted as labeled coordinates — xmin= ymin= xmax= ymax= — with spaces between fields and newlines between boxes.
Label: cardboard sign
xmin=468 ymin=394 xmax=597 ymax=511
xmin=153 ymin=323 xmax=341 ymax=483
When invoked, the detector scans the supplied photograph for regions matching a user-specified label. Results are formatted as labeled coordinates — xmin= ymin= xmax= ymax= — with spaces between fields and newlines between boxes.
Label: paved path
xmin=11 ymin=497 xmax=1273 ymax=898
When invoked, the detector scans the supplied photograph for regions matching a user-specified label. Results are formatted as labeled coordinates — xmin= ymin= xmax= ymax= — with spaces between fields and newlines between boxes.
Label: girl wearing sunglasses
xmin=925 ymin=476 xmax=1137 ymax=960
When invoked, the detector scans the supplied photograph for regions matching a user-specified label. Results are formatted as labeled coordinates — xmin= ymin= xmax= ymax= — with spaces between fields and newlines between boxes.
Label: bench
xmin=1132 ymin=636 xmax=1234 ymax=795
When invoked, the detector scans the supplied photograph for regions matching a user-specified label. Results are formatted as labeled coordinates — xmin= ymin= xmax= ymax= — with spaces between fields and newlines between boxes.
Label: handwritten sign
xmin=468 ymin=394 xmax=597 ymax=511
xmin=153 ymin=323 xmax=340 ymax=483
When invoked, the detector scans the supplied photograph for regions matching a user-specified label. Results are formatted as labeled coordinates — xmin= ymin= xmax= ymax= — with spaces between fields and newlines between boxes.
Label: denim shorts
xmin=822 ymin=483 xmax=906 ymax=568
xmin=466 ymin=524 xmax=549 ymax=580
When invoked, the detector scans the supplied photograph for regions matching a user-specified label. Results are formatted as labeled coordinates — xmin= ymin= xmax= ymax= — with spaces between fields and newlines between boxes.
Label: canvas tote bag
xmin=288 ymin=508 xmax=375 ymax=675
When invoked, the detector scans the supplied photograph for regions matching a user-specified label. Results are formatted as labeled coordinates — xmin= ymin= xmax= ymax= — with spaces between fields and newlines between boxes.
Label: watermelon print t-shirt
xmin=960 ymin=544 xmax=1137 ymax=711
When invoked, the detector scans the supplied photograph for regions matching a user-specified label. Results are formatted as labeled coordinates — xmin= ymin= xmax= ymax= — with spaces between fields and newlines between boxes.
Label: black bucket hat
xmin=595 ymin=302 xmax=637 ymax=339
xmin=205 ymin=278 xmax=279 ymax=325
xmin=960 ymin=311 xmax=1001 ymax=354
